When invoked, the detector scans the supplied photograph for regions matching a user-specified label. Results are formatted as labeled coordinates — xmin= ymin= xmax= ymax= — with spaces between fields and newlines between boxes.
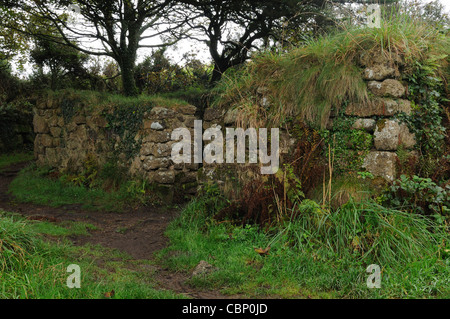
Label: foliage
xmin=60 ymin=153 xmax=99 ymax=188
xmin=0 ymin=214 xmax=36 ymax=272
xmin=30 ymin=35 xmax=90 ymax=90
xmin=0 ymin=152 xmax=33 ymax=172
xmin=104 ymin=100 xmax=152 ymax=161
xmin=178 ymin=0 xmax=330 ymax=83
xmin=401 ymin=55 xmax=449 ymax=180
xmin=383 ymin=175 xmax=450 ymax=217
xmin=215 ymin=162 xmax=308 ymax=226
xmin=134 ymin=49 xmax=211 ymax=95
xmin=1 ymin=1 xmax=184 ymax=96
xmin=8 ymin=164 xmax=143 ymax=212
xmin=321 ymin=113 xmax=373 ymax=174
xmin=281 ymin=199 xmax=449 ymax=266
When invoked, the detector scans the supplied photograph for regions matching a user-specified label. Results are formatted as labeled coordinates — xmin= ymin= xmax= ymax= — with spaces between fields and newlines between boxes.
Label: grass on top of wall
xmin=43 ymin=89 xmax=191 ymax=112
xmin=212 ymin=12 xmax=449 ymax=129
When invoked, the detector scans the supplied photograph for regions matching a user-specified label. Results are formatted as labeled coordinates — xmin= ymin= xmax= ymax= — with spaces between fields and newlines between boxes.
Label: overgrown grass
xmin=160 ymin=195 xmax=450 ymax=298
xmin=8 ymin=164 xmax=145 ymax=212
xmin=46 ymin=88 xmax=190 ymax=111
xmin=0 ymin=210 xmax=185 ymax=299
xmin=213 ymin=13 xmax=449 ymax=129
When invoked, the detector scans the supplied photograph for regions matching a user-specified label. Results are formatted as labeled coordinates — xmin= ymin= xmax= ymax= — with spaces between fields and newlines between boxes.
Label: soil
xmin=0 ymin=161 xmax=237 ymax=299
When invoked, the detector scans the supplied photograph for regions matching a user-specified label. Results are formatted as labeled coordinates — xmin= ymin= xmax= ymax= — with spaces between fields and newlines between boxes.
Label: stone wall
xmin=33 ymin=93 xmax=200 ymax=198
xmin=199 ymin=54 xmax=417 ymax=193
xmin=32 ymin=55 xmax=418 ymax=203
xmin=198 ymin=106 xmax=296 ymax=199
xmin=329 ymin=55 xmax=416 ymax=181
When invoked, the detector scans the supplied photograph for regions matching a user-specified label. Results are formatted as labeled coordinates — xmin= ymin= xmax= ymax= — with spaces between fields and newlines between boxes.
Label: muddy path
xmin=0 ymin=161 xmax=236 ymax=299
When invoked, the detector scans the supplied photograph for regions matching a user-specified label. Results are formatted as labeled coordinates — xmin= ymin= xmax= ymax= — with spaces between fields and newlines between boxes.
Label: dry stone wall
xmin=330 ymin=55 xmax=416 ymax=181
xmin=33 ymin=93 xmax=200 ymax=199
xmin=32 ymin=55 xmax=418 ymax=203
xmin=200 ymin=54 xmax=418 ymax=192
xmin=198 ymin=107 xmax=296 ymax=199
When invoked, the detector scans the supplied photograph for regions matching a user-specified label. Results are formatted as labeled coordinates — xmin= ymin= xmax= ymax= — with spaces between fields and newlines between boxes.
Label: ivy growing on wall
xmin=61 ymin=97 xmax=79 ymax=123
xmin=321 ymin=106 xmax=373 ymax=174
xmin=104 ymin=100 xmax=155 ymax=161
xmin=402 ymin=55 xmax=449 ymax=180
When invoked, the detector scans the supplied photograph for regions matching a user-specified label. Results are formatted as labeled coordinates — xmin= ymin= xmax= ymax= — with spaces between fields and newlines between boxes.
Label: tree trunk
xmin=210 ymin=59 xmax=229 ymax=84
xmin=118 ymin=54 xmax=138 ymax=96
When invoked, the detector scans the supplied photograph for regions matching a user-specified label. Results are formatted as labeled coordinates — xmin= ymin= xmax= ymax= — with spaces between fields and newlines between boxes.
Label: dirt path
xmin=0 ymin=161 xmax=235 ymax=299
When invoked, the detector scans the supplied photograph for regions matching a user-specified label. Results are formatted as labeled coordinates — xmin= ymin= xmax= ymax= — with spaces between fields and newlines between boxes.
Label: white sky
xmin=441 ymin=0 xmax=450 ymax=11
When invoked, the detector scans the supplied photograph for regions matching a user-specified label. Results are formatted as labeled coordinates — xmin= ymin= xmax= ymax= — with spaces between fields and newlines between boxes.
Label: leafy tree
xmin=134 ymin=49 xmax=210 ymax=94
xmin=0 ymin=0 xmax=186 ymax=96
xmin=30 ymin=36 xmax=89 ymax=90
xmin=176 ymin=0 xmax=330 ymax=83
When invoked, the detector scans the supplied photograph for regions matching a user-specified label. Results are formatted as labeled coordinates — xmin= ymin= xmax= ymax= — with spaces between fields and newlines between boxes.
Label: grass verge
xmin=158 ymin=195 xmax=450 ymax=298
xmin=8 ymin=164 xmax=147 ymax=212
xmin=0 ymin=210 xmax=185 ymax=299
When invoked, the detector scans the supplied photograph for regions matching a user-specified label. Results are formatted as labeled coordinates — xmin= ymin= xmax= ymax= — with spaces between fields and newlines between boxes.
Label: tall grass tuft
xmin=0 ymin=216 xmax=37 ymax=272
xmin=213 ymin=12 xmax=449 ymax=128
xmin=278 ymin=199 xmax=449 ymax=266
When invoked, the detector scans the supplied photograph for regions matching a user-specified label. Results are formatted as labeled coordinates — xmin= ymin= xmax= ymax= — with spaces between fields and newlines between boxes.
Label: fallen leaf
xmin=254 ymin=246 xmax=271 ymax=256
xmin=103 ymin=289 xmax=115 ymax=298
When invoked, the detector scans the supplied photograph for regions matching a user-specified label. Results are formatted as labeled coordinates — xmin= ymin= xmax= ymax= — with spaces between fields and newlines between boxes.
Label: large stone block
xmin=149 ymin=169 xmax=175 ymax=184
xmin=140 ymin=142 xmax=155 ymax=156
xmin=368 ymin=79 xmax=406 ymax=98
xmin=49 ymin=127 xmax=62 ymax=138
xmin=203 ymin=108 xmax=225 ymax=121
xmin=351 ymin=118 xmax=376 ymax=132
xmin=345 ymin=98 xmax=411 ymax=117
xmin=177 ymin=104 xmax=197 ymax=115
xmin=362 ymin=151 xmax=397 ymax=181
xmin=224 ymin=109 xmax=238 ymax=125
xmin=148 ymin=107 xmax=175 ymax=120
xmin=183 ymin=116 xmax=197 ymax=128
xmin=142 ymin=156 xmax=170 ymax=170
xmin=363 ymin=64 xmax=399 ymax=81
xmin=374 ymin=119 xmax=416 ymax=151
xmin=143 ymin=131 xmax=170 ymax=143
xmin=144 ymin=119 xmax=166 ymax=130
xmin=33 ymin=115 xmax=49 ymax=134
xmin=359 ymin=51 xmax=403 ymax=67
xmin=152 ymin=143 xmax=172 ymax=157
xmin=45 ymin=148 xmax=60 ymax=167
xmin=39 ymin=134 xmax=54 ymax=148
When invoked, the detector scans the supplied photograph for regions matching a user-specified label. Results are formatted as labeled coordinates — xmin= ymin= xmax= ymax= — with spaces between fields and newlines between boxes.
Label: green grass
xmin=0 ymin=152 xmax=33 ymax=172
xmin=0 ymin=210 xmax=186 ymax=299
xmin=8 ymin=165 xmax=141 ymax=212
xmin=159 ymin=195 xmax=450 ymax=298
xmin=30 ymin=220 xmax=97 ymax=237
xmin=47 ymin=88 xmax=190 ymax=111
